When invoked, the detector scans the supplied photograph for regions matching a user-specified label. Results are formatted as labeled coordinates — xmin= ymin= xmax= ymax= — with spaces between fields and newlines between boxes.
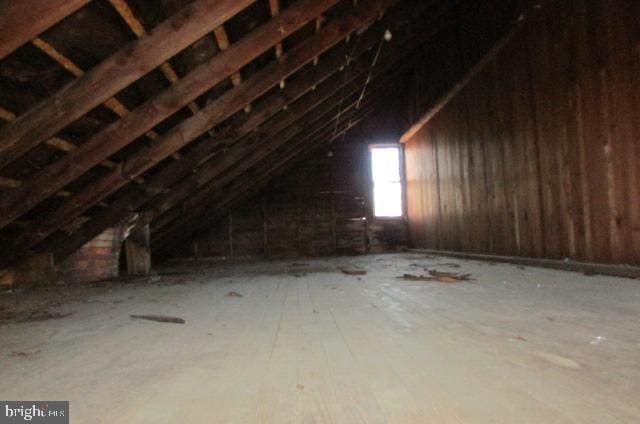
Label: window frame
xmin=368 ymin=143 xmax=406 ymax=220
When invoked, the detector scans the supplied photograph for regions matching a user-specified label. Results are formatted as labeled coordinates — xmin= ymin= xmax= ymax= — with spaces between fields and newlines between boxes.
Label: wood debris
xmin=10 ymin=349 xmax=41 ymax=357
xmin=398 ymin=273 xmax=434 ymax=282
xmin=130 ymin=314 xmax=186 ymax=324
xmin=226 ymin=291 xmax=244 ymax=298
xmin=398 ymin=269 xmax=475 ymax=283
xmin=428 ymin=269 xmax=475 ymax=282
xmin=438 ymin=263 xmax=461 ymax=268
xmin=341 ymin=268 xmax=367 ymax=276
xmin=18 ymin=311 xmax=73 ymax=323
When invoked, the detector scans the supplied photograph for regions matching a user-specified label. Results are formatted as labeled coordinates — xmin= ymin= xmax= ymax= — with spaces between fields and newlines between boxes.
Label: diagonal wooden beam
xmin=150 ymin=77 xmax=399 ymax=238
xmin=153 ymin=101 xmax=381 ymax=253
xmin=31 ymin=38 xmax=142 ymax=125
xmin=41 ymin=83 xmax=388 ymax=264
xmin=212 ymin=26 xmax=245 ymax=91
xmin=31 ymin=37 xmax=156 ymax=169
xmin=14 ymin=57 xmax=378 ymax=261
xmin=150 ymin=93 xmax=384 ymax=236
xmin=0 ymin=0 xmax=341 ymax=231
xmin=0 ymin=105 xmax=115 ymax=170
xmin=15 ymin=0 xmax=445 ymax=263
xmin=268 ymin=0 xmax=285 ymax=88
xmin=0 ymin=0 xmax=254 ymax=169
xmin=153 ymin=109 xmax=374 ymax=243
xmin=0 ymin=105 xmax=112 ymax=197
xmin=0 ymin=0 xmax=90 ymax=60
xmin=399 ymin=8 xmax=526 ymax=143
xmin=151 ymin=65 xmax=407 ymax=225
xmin=1 ymin=0 xmax=391 ymax=231
xmin=109 ymin=2 xmax=396 ymax=212
xmin=3 ymin=0 xmax=441 ymax=263
xmin=107 ymin=0 xmax=199 ymax=120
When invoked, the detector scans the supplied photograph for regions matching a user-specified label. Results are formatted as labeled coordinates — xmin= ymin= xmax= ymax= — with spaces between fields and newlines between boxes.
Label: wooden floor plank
xmin=1 ymin=254 xmax=639 ymax=423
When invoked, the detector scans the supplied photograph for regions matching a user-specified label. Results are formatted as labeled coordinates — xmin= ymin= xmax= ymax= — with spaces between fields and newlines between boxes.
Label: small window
xmin=371 ymin=145 xmax=403 ymax=218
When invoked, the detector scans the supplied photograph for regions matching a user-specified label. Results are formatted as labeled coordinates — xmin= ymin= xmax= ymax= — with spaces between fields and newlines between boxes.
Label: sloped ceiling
xmin=0 ymin=0 xmax=519 ymax=266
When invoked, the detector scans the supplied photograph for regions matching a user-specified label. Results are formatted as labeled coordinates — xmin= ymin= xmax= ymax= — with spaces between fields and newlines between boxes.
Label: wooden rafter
xmin=0 ymin=105 xmax=114 ymax=169
xmin=108 ymin=0 xmax=199 ymax=120
xmin=212 ymin=26 xmax=243 ymax=88
xmin=0 ymin=0 xmax=255 ymax=169
xmin=31 ymin=37 xmax=154 ymax=170
xmin=153 ymin=99 xmax=383 ymax=251
xmin=7 ymin=46 xmax=374 ymax=257
xmin=0 ymin=0 xmax=340 ymax=232
xmin=15 ymin=0 xmax=394 ymax=242
xmin=155 ymin=76 xmax=399 ymax=232
xmin=0 ymin=106 xmax=100 ymax=197
xmin=152 ymin=76 xmax=383 ymax=221
xmin=399 ymin=12 xmax=524 ymax=143
xmin=0 ymin=0 xmax=90 ymax=60
xmin=2 ymin=0 xmax=442 ymax=264
xmin=213 ymin=25 xmax=251 ymax=112
xmin=269 ymin=0 xmax=286 ymax=89
xmin=37 ymin=66 xmax=392 ymax=264
xmin=149 ymin=70 xmax=403 ymax=236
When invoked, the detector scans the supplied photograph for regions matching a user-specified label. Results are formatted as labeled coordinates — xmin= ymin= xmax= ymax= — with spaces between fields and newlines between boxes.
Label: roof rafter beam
xmin=0 ymin=0 xmax=340 ymax=231
xmin=40 ymin=77 xmax=392 ymax=264
xmin=0 ymin=105 xmax=115 ymax=170
xmin=2 ymin=0 xmax=391 ymax=233
xmin=150 ymin=76 xmax=401 ymax=237
xmin=2 ymin=0 xmax=444 ymax=264
xmin=153 ymin=100 xmax=381 ymax=251
xmin=0 ymin=0 xmax=255 ymax=169
xmin=107 ymin=0 xmax=199 ymax=144
xmin=0 ymin=0 xmax=90 ymax=60
xmin=31 ymin=37 xmax=153 ymax=172
xmin=151 ymin=66 xmax=407 ymax=225
xmin=268 ymin=0 xmax=285 ymax=88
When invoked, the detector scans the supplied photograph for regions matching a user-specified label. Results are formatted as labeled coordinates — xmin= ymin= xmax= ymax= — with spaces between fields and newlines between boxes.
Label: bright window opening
xmin=371 ymin=146 xmax=403 ymax=218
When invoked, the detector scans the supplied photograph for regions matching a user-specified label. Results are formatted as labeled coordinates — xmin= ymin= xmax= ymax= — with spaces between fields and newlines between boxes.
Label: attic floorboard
xmin=1 ymin=254 xmax=639 ymax=423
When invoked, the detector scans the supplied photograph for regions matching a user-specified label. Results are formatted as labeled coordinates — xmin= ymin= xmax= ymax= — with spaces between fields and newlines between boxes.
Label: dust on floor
xmin=1 ymin=254 xmax=639 ymax=423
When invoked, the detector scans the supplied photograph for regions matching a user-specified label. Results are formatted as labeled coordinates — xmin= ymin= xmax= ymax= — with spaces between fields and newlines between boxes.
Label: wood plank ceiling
xmin=0 ymin=0 xmax=454 ymax=266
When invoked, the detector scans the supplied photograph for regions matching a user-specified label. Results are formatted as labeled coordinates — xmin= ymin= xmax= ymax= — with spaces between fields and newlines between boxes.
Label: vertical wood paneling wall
xmin=405 ymin=0 xmax=640 ymax=265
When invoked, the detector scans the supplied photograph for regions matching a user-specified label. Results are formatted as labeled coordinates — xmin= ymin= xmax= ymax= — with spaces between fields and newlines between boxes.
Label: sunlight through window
xmin=371 ymin=146 xmax=403 ymax=217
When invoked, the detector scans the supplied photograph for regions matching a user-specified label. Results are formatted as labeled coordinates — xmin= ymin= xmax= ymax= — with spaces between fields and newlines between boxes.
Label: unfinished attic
xmin=1 ymin=0 xmax=639 ymax=421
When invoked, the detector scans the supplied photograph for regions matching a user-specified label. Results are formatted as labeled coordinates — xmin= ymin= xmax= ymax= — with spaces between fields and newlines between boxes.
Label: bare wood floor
xmin=1 ymin=254 xmax=639 ymax=423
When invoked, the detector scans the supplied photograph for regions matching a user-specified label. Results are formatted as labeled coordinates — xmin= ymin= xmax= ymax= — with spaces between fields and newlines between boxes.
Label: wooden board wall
xmin=170 ymin=136 xmax=409 ymax=260
xmin=404 ymin=0 xmax=640 ymax=265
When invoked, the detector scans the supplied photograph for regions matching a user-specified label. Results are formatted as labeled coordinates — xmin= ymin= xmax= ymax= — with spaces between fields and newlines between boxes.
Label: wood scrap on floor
xmin=10 ymin=349 xmax=41 ymax=357
xmin=226 ymin=291 xmax=243 ymax=298
xmin=18 ymin=311 xmax=73 ymax=323
xmin=398 ymin=269 xmax=475 ymax=283
xmin=341 ymin=268 xmax=367 ymax=276
xmin=438 ymin=263 xmax=461 ymax=268
xmin=428 ymin=269 xmax=475 ymax=282
xmin=130 ymin=314 xmax=186 ymax=324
